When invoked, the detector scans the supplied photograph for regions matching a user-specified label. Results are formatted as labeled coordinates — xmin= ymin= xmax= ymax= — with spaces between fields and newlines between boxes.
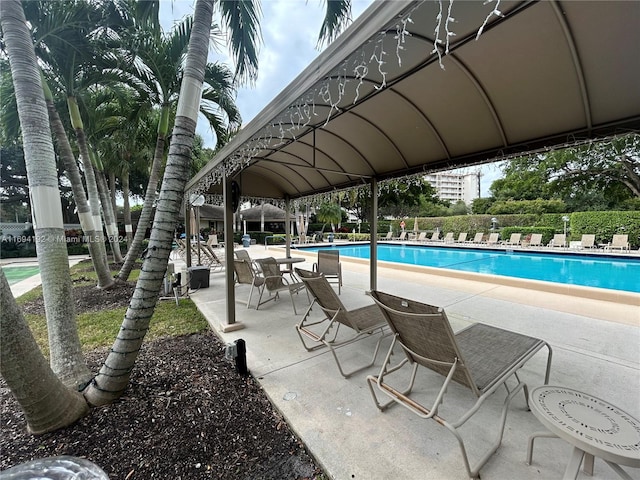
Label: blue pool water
xmin=302 ymin=244 xmax=640 ymax=293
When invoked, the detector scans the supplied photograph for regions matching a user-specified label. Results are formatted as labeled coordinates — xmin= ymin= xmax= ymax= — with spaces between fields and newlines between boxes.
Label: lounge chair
xmin=485 ymin=232 xmax=499 ymax=246
xmin=609 ymin=234 xmax=630 ymax=252
xmin=442 ymin=232 xmax=454 ymax=243
xmin=548 ymin=234 xmax=566 ymax=248
xmin=294 ymin=268 xmax=390 ymax=378
xmin=233 ymin=259 xmax=264 ymax=309
xmin=502 ymin=233 xmax=521 ymax=247
xmin=381 ymin=231 xmax=393 ymax=241
xmin=455 ymin=232 xmax=468 ymax=243
xmin=200 ymin=243 xmax=225 ymax=272
xmin=427 ymin=231 xmax=440 ymax=242
xmin=206 ymin=234 xmax=219 ymax=248
xmin=313 ymin=249 xmax=342 ymax=294
xmin=528 ymin=233 xmax=543 ymax=247
xmin=234 ymin=249 xmax=260 ymax=271
xmin=393 ymin=231 xmax=407 ymax=241
xmin=468 ymin=232 xmax=484 ymax=244
xmin=254 ymin=257 xmax=308 ymax=314
xmin=579 ymin=234 xmax=596 ymax=249
xmin=367 ymin=291 xmax=553 ymax=479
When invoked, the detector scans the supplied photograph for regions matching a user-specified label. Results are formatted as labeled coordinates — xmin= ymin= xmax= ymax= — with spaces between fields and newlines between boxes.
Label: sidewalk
xmin=187 ymin=245 xmax=639 ymax=480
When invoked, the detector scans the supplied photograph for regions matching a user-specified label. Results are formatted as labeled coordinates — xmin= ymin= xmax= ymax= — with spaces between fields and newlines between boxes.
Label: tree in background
xmin=488 ymin=135 xmax=639 ymax=212
xmin=316 ymin=202 xmax=343 ymax=233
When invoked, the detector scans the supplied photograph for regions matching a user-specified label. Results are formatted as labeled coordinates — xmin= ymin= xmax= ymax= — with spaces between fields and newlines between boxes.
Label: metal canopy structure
xmin=184 ymin=0 xmax=640 ymax=329
xmin=187 ymin=0 xmax=640 ymax=201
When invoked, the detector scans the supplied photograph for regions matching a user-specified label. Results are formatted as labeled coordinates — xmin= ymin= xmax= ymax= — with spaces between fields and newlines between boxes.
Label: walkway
xmin=187 ymin=245 xmax=639 ymax=480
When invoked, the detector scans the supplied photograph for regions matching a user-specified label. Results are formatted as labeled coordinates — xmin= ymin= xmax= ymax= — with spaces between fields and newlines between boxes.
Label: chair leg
xmin=445 ymin=381 xmax=526 ymax=479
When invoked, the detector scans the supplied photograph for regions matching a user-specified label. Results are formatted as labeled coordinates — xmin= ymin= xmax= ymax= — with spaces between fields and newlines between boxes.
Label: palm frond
xmin=218 ymin=0 xmax=262 ymax=86
xmin=317 ymin=0 xmax=352 ymax=49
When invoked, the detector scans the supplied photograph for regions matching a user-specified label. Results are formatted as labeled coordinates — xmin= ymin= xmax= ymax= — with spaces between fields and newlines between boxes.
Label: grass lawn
xmin=16 ymin=260 xmax=210 ymax=356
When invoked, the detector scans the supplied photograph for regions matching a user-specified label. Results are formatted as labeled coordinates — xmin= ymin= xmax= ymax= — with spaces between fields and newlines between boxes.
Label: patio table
xmin=276 ymin=257 xmax=305 ymax=280
xmin=527 ymin=386 xmax=640 ymax=480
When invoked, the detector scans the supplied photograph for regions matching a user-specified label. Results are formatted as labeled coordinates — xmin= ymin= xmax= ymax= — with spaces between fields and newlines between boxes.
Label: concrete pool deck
xmin=6 ymin=249 xmax=639 ymax=479
xmin=188 ymin=245 xmax=639 ymax=480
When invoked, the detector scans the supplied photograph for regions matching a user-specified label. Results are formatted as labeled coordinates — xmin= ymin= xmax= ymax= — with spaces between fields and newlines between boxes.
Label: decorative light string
xmin=190 ymin=0 xmax=506 ymax=200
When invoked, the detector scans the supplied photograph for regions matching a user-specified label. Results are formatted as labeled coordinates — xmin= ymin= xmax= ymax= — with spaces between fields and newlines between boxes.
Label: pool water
xmin=2 ymin=266 xmax=40 ymax=286
xmin=303 ymin=244 xmax=640 ymax=293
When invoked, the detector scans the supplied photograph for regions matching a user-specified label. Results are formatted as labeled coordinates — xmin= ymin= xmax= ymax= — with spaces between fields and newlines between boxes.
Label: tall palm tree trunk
xmin=1 ymin=271 xmax=88 ymax=434
xmin=68 ymin=97 xmax=112 ymax=279
xmin=109 ymin=171 xmax=118 ymax=224
xmin=84 ymin=0 xmax=213 ymax=406
xmin=122 ymin=167 xmax=133 ymax=248
xmin=44 ymin=94 xmax=115 ymax=289
xmin=93 ymin=162 xmax=123 ymax=263
xmin=1 ymin=0 xmax=93 ymax=390
xmin=117 ymin=132 xmax=167 ymax=281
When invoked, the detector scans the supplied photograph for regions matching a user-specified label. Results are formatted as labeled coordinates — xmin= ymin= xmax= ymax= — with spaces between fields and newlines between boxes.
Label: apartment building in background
xmin=424 ymin=171 xmax=481 ymax=205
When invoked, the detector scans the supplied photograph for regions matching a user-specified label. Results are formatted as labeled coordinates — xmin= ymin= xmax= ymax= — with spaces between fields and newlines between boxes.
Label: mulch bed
xmin=2 ymin=275 xmax=324 ymax=479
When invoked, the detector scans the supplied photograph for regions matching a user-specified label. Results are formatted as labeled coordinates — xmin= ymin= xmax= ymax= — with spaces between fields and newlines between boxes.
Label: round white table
xmin=527 ymin=386 xmax=640 ymax=480
xmin=275 ymin=257 xmax=305 ymax=280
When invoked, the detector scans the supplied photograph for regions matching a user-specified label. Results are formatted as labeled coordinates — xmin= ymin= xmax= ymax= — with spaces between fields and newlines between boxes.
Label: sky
xmin=159 ymin=0 xmax=502 ymax=196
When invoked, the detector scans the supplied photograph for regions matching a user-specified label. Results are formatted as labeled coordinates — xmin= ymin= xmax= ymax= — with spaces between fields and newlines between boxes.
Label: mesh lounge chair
xmin=469 ymin=232 xmax=484 ymax=244
xmin=393 ymin=231 xmax=407 ymax=241
xmin=503 ymin=233 xmax=521 ymax=246
xmin=416 ymin=231 xmax=427 ymax=242
xmin=295 ymin=268 xmax=390 ymax=378
xmin=203 ymin=245 xmax=225 ymax=272
xmin=234 ymin=249 xmax=260 ymax=271
xmin=313 ymin=250 xmax=342 ymax=294
xmin=233 ymin=259 xmax=264 ymax=309
xmin=455 ymin=232 xmax=468 ymax=243
xmin=381 ymin=231 xmax=393 ymax=241
xmin=580 ymin=234 xmax=596 ymax=249
xmin=254 ymin=257 xmax=309 ymax=314
xmin=206 ymin=234 xmax=219 ymax=248
xmin=427 ymin=231 xmax=440 ymax=242
xmin=367 ymin=291 xmax=552 ymax=480
xmin=485 ymin=232 xmax=500 ymax=246
xmin=609 ymin=234 xmax=630 ymax=251
xmin=548 ymin=234 xmax=566 ymax=248
xmin=442 ymin=232 xmax=455 ymax=243
xmin=528 ymin=233 xmax=543 ymax=247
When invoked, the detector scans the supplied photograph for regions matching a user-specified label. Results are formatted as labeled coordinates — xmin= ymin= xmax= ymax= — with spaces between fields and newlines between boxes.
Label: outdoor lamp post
xmin=189 ymin=194 xmax=205 ymax=265
xmin=491 ymin=217 xmax=498 ymax=231
xmin=562 ymin=215 xmax=569 ymax=237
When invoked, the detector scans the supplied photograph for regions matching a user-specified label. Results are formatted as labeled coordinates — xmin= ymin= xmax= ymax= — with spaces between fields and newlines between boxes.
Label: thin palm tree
xmin=1 ymin=0 xmax=93 ymax=393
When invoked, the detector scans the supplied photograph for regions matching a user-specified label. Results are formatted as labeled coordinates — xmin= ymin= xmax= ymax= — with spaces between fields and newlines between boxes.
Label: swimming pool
xmin=2 ymin=265 xmax=40 ymax=286
xmin=302 ymin=244 xmax=640 ymax=294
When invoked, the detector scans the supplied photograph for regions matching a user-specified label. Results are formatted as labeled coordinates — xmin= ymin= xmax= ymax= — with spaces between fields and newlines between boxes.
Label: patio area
xmin=186 ymin=244 xmax=639 ymax=480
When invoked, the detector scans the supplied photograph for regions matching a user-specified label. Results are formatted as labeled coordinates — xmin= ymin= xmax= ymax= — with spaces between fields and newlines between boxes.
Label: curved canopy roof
xmin=187 ymin=0 xmax=640 ymax=201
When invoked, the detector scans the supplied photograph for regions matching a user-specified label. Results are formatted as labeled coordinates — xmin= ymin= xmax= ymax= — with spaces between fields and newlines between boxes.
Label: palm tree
xmin=84 ymin=0 xmax=351 ymax=406
xmin=3 ymin=0 xmax=351 ymax=419
xmin=41 ymin=79 xmax=115 ymax=289
xmin=0 ymin=271 xmax=88 ymax=434
xmin=114 ymin=11 xmax=242 ymax=281
xmin=316 ymin=202 xmax=343 ymax=233
xmin=1 ymin=0 xmax=93 ymax=391
xmin=24 ymin=0 xmax=115 ymax=288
